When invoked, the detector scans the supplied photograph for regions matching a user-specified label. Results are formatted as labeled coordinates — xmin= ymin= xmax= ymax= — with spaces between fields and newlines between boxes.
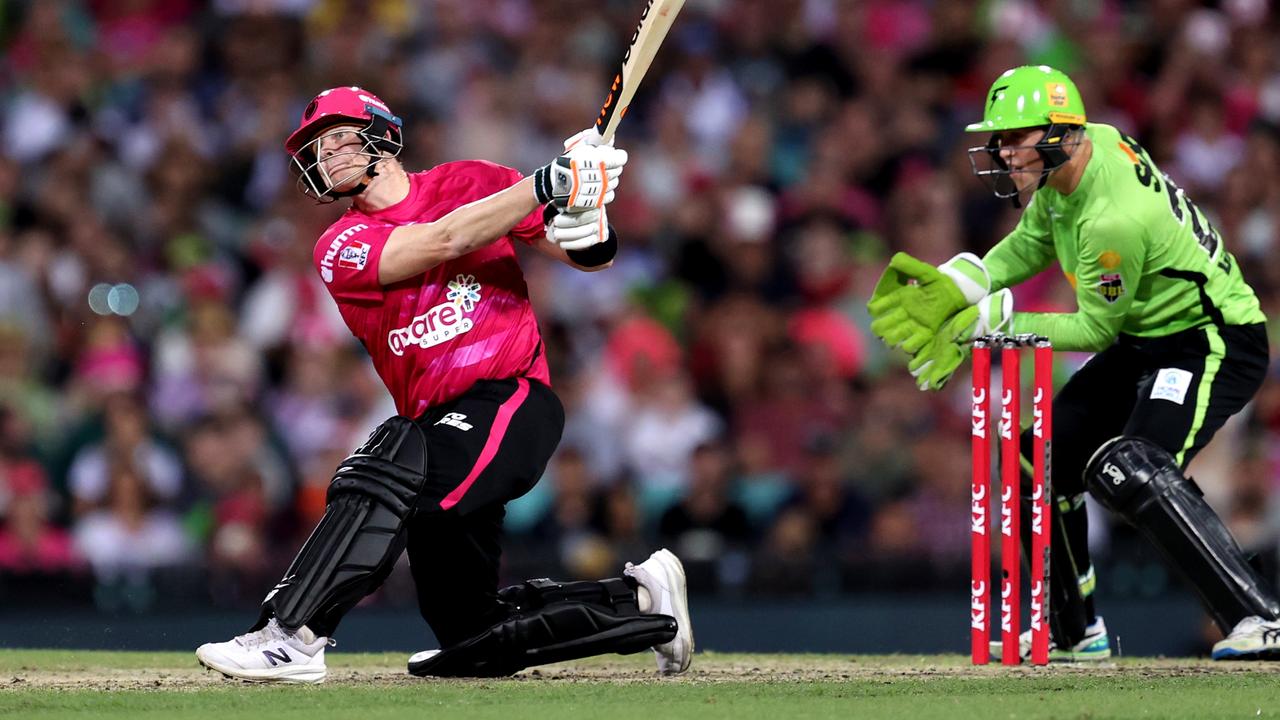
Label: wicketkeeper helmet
xmin=965 ymin=66 xmax=1087 ymax=203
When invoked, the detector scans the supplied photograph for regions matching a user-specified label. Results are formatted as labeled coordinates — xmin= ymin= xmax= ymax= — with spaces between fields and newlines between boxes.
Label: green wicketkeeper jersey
xmin=982 ymin=122 xmax=1265 ymax=352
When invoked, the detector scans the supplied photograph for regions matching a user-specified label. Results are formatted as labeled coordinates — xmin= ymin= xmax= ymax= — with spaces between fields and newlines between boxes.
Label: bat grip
xmin=592 ymin=124 xmax=612 ymax=146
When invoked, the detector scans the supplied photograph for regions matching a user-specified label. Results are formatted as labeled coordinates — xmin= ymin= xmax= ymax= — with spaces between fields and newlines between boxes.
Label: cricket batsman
xmin=195 ymin=86 xmax=693 ymax=682
xmin=868 ymin=66 xmax=1280 ymax=661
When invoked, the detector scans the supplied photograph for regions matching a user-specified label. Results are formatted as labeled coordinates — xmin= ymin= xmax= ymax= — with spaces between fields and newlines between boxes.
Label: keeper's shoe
xmin=989 ymin=616 xmax=1112 ymax=663
xmin=625 ymin=548 xmax=694 ymax=674
xmin=196 ymin=618 xmax=330 ymax=683
xmin=1212 ymin=616 xmax=1280 ymax=660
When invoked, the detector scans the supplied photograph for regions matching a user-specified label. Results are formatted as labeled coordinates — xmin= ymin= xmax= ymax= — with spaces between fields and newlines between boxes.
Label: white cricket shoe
xmin=624 ymin=548 xmax=694 ymax=674
xmin=990 ymin=616 xmax=1112 ymax=663
xmin=196 ymin=618 xmax=331 ymax=683
xmin=1213 ymin=616 xmax=1280 ymax=660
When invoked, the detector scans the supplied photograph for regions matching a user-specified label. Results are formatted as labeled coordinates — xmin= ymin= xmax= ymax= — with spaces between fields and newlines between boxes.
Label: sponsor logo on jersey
xmin=338 ymin=241 xmax=370 ymax=271
xmin=1097 ymin=273 xmax=1124 ymax=303
xmin=1098 ymin=250 xmax=1122 ymax=270
xmin=387 ymin=275 xmax=482 ymax=356
xmin=445 ymin=274 xmax=482 ymax=311
xmin=1150 ymin=367 xmax=1194 ymax=405
xmin=320 ymin=224 xmax=370 ymax=282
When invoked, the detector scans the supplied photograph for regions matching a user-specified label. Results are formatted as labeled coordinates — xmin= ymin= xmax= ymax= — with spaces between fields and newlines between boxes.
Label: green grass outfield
xmin=2 ymin=649 xmax=1279 ymax=720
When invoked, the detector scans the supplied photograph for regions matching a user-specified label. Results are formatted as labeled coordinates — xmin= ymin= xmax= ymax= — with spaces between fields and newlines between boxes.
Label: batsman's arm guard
xmin=1085 ymin=436 xmax=1280 ymax=632
xmin=408 ymin=578 xmax=677 ymax=678
xmin=255 ymin=416 xmax=428 ymax=634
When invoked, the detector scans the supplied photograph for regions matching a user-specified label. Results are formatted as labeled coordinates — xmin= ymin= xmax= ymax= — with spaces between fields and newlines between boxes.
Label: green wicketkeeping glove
xmin=867 ymin=252 xmax=991 ymax=354
xmin=907 ymin=289 xmax=1015 ymax=391
xmin=908 ymin=330 xmax=969 ymax=391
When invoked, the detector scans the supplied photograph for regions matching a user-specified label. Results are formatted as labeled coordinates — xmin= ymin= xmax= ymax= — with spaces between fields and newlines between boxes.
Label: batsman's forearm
xmin=1012 ymin=311 xmax=1118 ymax=353
xmin=379 ymin=177 xmax=538 ymax=284
xmin=434 ymin=176 xmax=540 ymax=256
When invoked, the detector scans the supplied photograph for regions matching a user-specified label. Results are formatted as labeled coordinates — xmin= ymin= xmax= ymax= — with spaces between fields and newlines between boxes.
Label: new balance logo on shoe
xmin=263 ymin=648 xmax=293 ymax=666
xmin=435 ymin=413 xmax=473 ymax=431
xmin=1262 ymin=628 xmax=1280 ymax=644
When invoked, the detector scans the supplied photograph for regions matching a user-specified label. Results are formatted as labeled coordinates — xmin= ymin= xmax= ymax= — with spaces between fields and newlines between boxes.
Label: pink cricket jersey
xmin=313 ymin=160 xmax=550 ymax=419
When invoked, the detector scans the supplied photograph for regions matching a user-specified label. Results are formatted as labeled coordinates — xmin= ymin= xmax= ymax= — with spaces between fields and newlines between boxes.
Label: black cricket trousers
xmin=406 ymin=377 xmax=564 ymax=647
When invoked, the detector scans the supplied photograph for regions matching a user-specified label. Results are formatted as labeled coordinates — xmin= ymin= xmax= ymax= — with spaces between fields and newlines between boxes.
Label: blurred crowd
xmin=2 ymin=0 xmax=1280 ymax=614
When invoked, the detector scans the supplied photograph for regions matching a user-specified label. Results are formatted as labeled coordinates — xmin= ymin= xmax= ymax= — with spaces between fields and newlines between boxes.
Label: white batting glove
xmin=545 ymin=206 xmax=610 ymax=251
xmin=563 ymin=127 xmax=608 ymax=151
xmin=533 ymin=144 xmax=628 ymax=211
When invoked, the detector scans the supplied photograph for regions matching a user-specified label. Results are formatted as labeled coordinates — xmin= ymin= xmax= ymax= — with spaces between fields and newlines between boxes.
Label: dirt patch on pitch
xmin=6 ymin=655 xmax=1280 ymax=691
xmin=5 ymin=665 xmax=235 ymax=692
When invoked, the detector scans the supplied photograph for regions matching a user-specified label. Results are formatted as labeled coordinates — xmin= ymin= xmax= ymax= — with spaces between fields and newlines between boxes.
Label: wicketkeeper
xmin=195 ymin=86 xmax=693 ymax=682
xmin=868 ymin=66 xmax=1280 ymax=661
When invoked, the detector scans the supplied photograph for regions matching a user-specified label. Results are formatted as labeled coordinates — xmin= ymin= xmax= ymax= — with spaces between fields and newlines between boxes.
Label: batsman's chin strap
xmin=324 ymin=164 xmax=380 ymax=199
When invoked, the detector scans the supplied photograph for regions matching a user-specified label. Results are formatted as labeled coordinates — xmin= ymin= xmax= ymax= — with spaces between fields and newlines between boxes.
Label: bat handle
xmin=592 ymin=124 xmax=612 ymax=146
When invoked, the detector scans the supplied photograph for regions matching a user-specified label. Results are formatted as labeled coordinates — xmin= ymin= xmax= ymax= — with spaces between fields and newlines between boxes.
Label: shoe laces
xmin=234 ymin=618 xmax=291 ymax=649
xmin=625 ymin=560 xmax=665 ymax=590
xmin=1229 ymin=616 xmax=1267 ymax=638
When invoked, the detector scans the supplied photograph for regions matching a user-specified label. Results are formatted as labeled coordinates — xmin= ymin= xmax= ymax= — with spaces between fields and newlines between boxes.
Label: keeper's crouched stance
xmin=196 ymin=87 xmax=691 ymax=682
xmin=867 ymin=65 xmax=1280 ymax=662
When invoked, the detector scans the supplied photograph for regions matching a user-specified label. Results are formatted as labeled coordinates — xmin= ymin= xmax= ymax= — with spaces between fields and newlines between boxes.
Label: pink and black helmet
xmin=285 ymin=86 xmax=404 ymax=201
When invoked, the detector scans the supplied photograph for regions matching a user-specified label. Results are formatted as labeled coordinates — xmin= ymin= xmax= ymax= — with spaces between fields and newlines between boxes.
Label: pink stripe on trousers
xmin=439 ymin=378 xmax=530 ymax=510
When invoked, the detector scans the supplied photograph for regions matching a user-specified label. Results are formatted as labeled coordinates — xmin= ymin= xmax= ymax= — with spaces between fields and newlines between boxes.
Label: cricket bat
xmin=594 ymin=0 xmax=686 ymax=143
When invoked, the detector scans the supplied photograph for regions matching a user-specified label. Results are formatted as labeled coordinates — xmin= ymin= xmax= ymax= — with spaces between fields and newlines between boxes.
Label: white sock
xmin=637 ymin=585 xmax=652 ymax=613
xmin=295 ymin=624 xmax=317 ymax=644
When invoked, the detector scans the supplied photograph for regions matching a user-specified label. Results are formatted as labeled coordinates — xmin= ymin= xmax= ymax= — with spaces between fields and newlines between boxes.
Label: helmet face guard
xmin=289 ymin=106 xmax=403 ymax=203
xmin=967 ymin=123 xmax=1084 ymax=203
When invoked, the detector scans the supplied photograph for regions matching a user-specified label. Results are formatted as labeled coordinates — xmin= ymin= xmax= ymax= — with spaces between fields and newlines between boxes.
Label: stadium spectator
xmin=72 ymin=459 xmax=194 ymax=589
xmin=0 ymin=459 xmax=82 ymax=574
xmin=67 ymin=392 xmax=183 ymax=516
xmin=658 ymin=439 xmax=752 ymax=592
